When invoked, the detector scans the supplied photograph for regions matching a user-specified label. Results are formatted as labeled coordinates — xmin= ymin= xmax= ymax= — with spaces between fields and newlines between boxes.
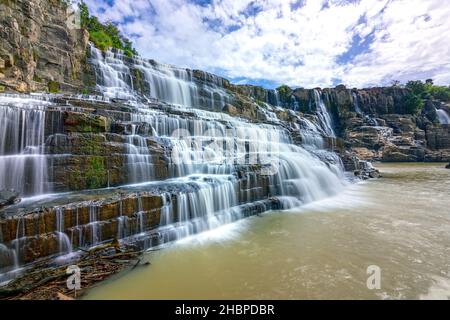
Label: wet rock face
xmin=0 ymin=0 xmax=89 ymax=92
xmin=308 ymin=86 xmax=450 ymax=163
xmin=0 ymin=191 xmax=164 ymax=264
xmin=0 ymin=166 xmax=284 ymax=267
xmin=228 ymin=83 xmax=449 ymax=163
xmin=0 ymin=190 xmax=20 ymax=209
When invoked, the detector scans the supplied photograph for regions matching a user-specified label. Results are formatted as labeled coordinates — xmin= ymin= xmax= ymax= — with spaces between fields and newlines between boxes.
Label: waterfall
xmin=352 ymin=92 xmax=362 ymax=114
xmin=126 ymin=124 xmax=153 ymax=183
xmin=0 ymin=96 xmax=50 ymax=195
xmin=89 ymin=45 xmax=231 ymax=109
xmin=55 ymin=207 xmax=72 ymax=254
xmin=273 ymin=89 xmax=281 ymax=107
xmin=89 ymin=204 xmax=101 ymax=246
xmin=297 ymin=117 xmax=325 ymax=149
xmin=154 ymin=175 xmax=242 ymax=243
xmin=313 ymin=89 xmax=335 ymax=137
xmin=0 ymin=47 xmax=352 ymax=276
xmin=437 ymin=109 xmax=450 ymax=124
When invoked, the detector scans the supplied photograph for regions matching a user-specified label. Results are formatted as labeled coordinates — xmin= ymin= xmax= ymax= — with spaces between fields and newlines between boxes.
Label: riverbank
xmin=0 ymin=240 xmax=146 ymax=300
xmin=83 ymin=163 xmax=450 ymax=300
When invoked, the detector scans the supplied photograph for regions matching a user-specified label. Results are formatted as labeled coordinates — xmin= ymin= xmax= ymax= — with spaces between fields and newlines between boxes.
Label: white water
xmin=89 ymin=52 xmax=346 ymax=244
xmin=437 ymin=109 xmax=450 ymax=124
xmin=0 ymin=48 xmax=349 ymax=275
xmin=90 ymin=45 xmax=231 ymax=109
xmin=55 ymin=207 xmax=73 ymax=254
xmin=313 ymin=89 xmax=335 ymax=137
xmin=352 ymin=92 xmax=362 ymax=114
xmin=0 ymin=96 xmax=50 ymax=195
xmin=126 ymin=124 xmax=153 ymax=183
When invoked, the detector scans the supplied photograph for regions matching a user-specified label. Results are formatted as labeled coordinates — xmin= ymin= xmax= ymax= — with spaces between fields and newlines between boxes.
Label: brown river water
xmin=84 ymin=163 xmax=450 ymax=300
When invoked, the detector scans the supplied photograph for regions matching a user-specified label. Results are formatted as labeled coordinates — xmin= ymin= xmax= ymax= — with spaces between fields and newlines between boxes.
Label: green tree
xmin=429 ymin=86 xmax=450 ymax=101
xmin=403 ymin=92 xmax=424 ymax=114
xmin=276 ymin=84 xmax=292 ymax=99
xmin=405 ymin=80 xmax=426 ymax=97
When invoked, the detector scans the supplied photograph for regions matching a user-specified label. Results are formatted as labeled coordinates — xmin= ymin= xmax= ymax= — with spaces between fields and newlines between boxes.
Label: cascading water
xmin=89 ymin=45 xmax=231 ymax=109
xmin=55 ymin=207 xmax=72 ymax=254
xmin=126 ymin=124 xmax=153 ymax=183
xmin=0 ymin=46 xmax=351 ymax=278
xmin=0 ymin=96 xmax=50 ymax=195
xmin=313 ymin=89 xmax=335 ymax=137
xmin=437 ymin=109 xmax=450 ymax=124
xmin=352 ymin=92 xmax=362 ymax=114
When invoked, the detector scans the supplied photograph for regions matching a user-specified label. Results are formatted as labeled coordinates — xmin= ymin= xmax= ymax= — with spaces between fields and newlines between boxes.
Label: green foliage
xmin=48 ymin=80 xmax=60 ymax=93
xmin=404 ymin=80 xmax=450 ymax=107
xmin=0 ymin=85 xmax=5 ymax=92
xmin=401 ymin=79 xmax=450 ymax=114
xmin=81 ymin=88 xmax=89 ymax=95
xmin=78 ymin=1 xmax=137 ymax=56
xmin=89 ymin=30 xmax=113 ymax=52
xmin=405 ymin=80 xmax=450 ymax=101
xmin=123 ymin=38 xmax=138 ymax=58
xmin=428 ymin=85 xmax=450 ymax=102
xmin=405 ymin=80 xmax=427 ymax=97
xmin=403 ymin=91 xmax=424 ymax=115
xmin=276 ymin=84 xmax=292 ymax=99
xmin=85 ymin=156 xmax=107 ymax=189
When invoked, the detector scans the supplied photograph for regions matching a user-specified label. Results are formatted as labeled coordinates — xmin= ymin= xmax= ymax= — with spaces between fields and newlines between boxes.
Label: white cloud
xmin=83 ymin=0 xmax=450 ymax=88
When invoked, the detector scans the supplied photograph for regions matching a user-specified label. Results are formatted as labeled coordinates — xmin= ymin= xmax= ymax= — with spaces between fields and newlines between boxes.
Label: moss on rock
xmin=48 ymin=80 xmax=60 ymax=93
xmin=85 ymin=156 xmax=107 ymax=189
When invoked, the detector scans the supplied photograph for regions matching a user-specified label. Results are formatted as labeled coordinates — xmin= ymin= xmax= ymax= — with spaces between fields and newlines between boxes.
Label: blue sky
xmin=81 ymin=0 xmax=450 ymax=89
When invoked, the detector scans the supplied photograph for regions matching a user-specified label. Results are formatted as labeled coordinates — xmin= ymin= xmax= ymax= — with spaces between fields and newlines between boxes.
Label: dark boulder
xmin=423 ymin=100 xmax=438 ymax=123
xmin=0 ymin=189 xmax=21 ymax=209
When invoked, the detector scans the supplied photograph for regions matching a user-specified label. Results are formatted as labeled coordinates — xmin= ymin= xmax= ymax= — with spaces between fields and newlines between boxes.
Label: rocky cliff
xmin=228 ymin=83 xmax=450 ymax=163
xmin=0 ymin=0 xmax=89 ymax=93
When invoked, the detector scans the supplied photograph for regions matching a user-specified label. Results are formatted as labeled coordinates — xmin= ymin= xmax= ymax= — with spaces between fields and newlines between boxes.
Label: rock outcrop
xmin=0 ymin=190 xmax=20 ymax=210
xmin=240 ymin=84 xmax=450 ymax=163
xmin=0 ymin=0 xmax=89 ymax=93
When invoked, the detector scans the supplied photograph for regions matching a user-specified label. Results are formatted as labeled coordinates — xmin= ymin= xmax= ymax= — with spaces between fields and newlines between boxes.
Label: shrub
xmin=89 ymin=30 xmax=113 ymax=52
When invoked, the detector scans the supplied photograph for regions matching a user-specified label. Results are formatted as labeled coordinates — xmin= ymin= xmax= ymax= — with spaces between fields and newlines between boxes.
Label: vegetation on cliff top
xmin=405 ymin=79 xmax=450 ymax=102
xmin=276 ymin=84 xmax=293 ymax=99
xmin=78 ymin=1 xmax=137 ymax=57
xmin=402 ymin=79 xmax=450 ymax=114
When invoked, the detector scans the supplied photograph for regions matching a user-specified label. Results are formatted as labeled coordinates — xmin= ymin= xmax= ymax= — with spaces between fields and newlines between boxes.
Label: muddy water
xmin=84 ymin=163 xmax=450 ymax=299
